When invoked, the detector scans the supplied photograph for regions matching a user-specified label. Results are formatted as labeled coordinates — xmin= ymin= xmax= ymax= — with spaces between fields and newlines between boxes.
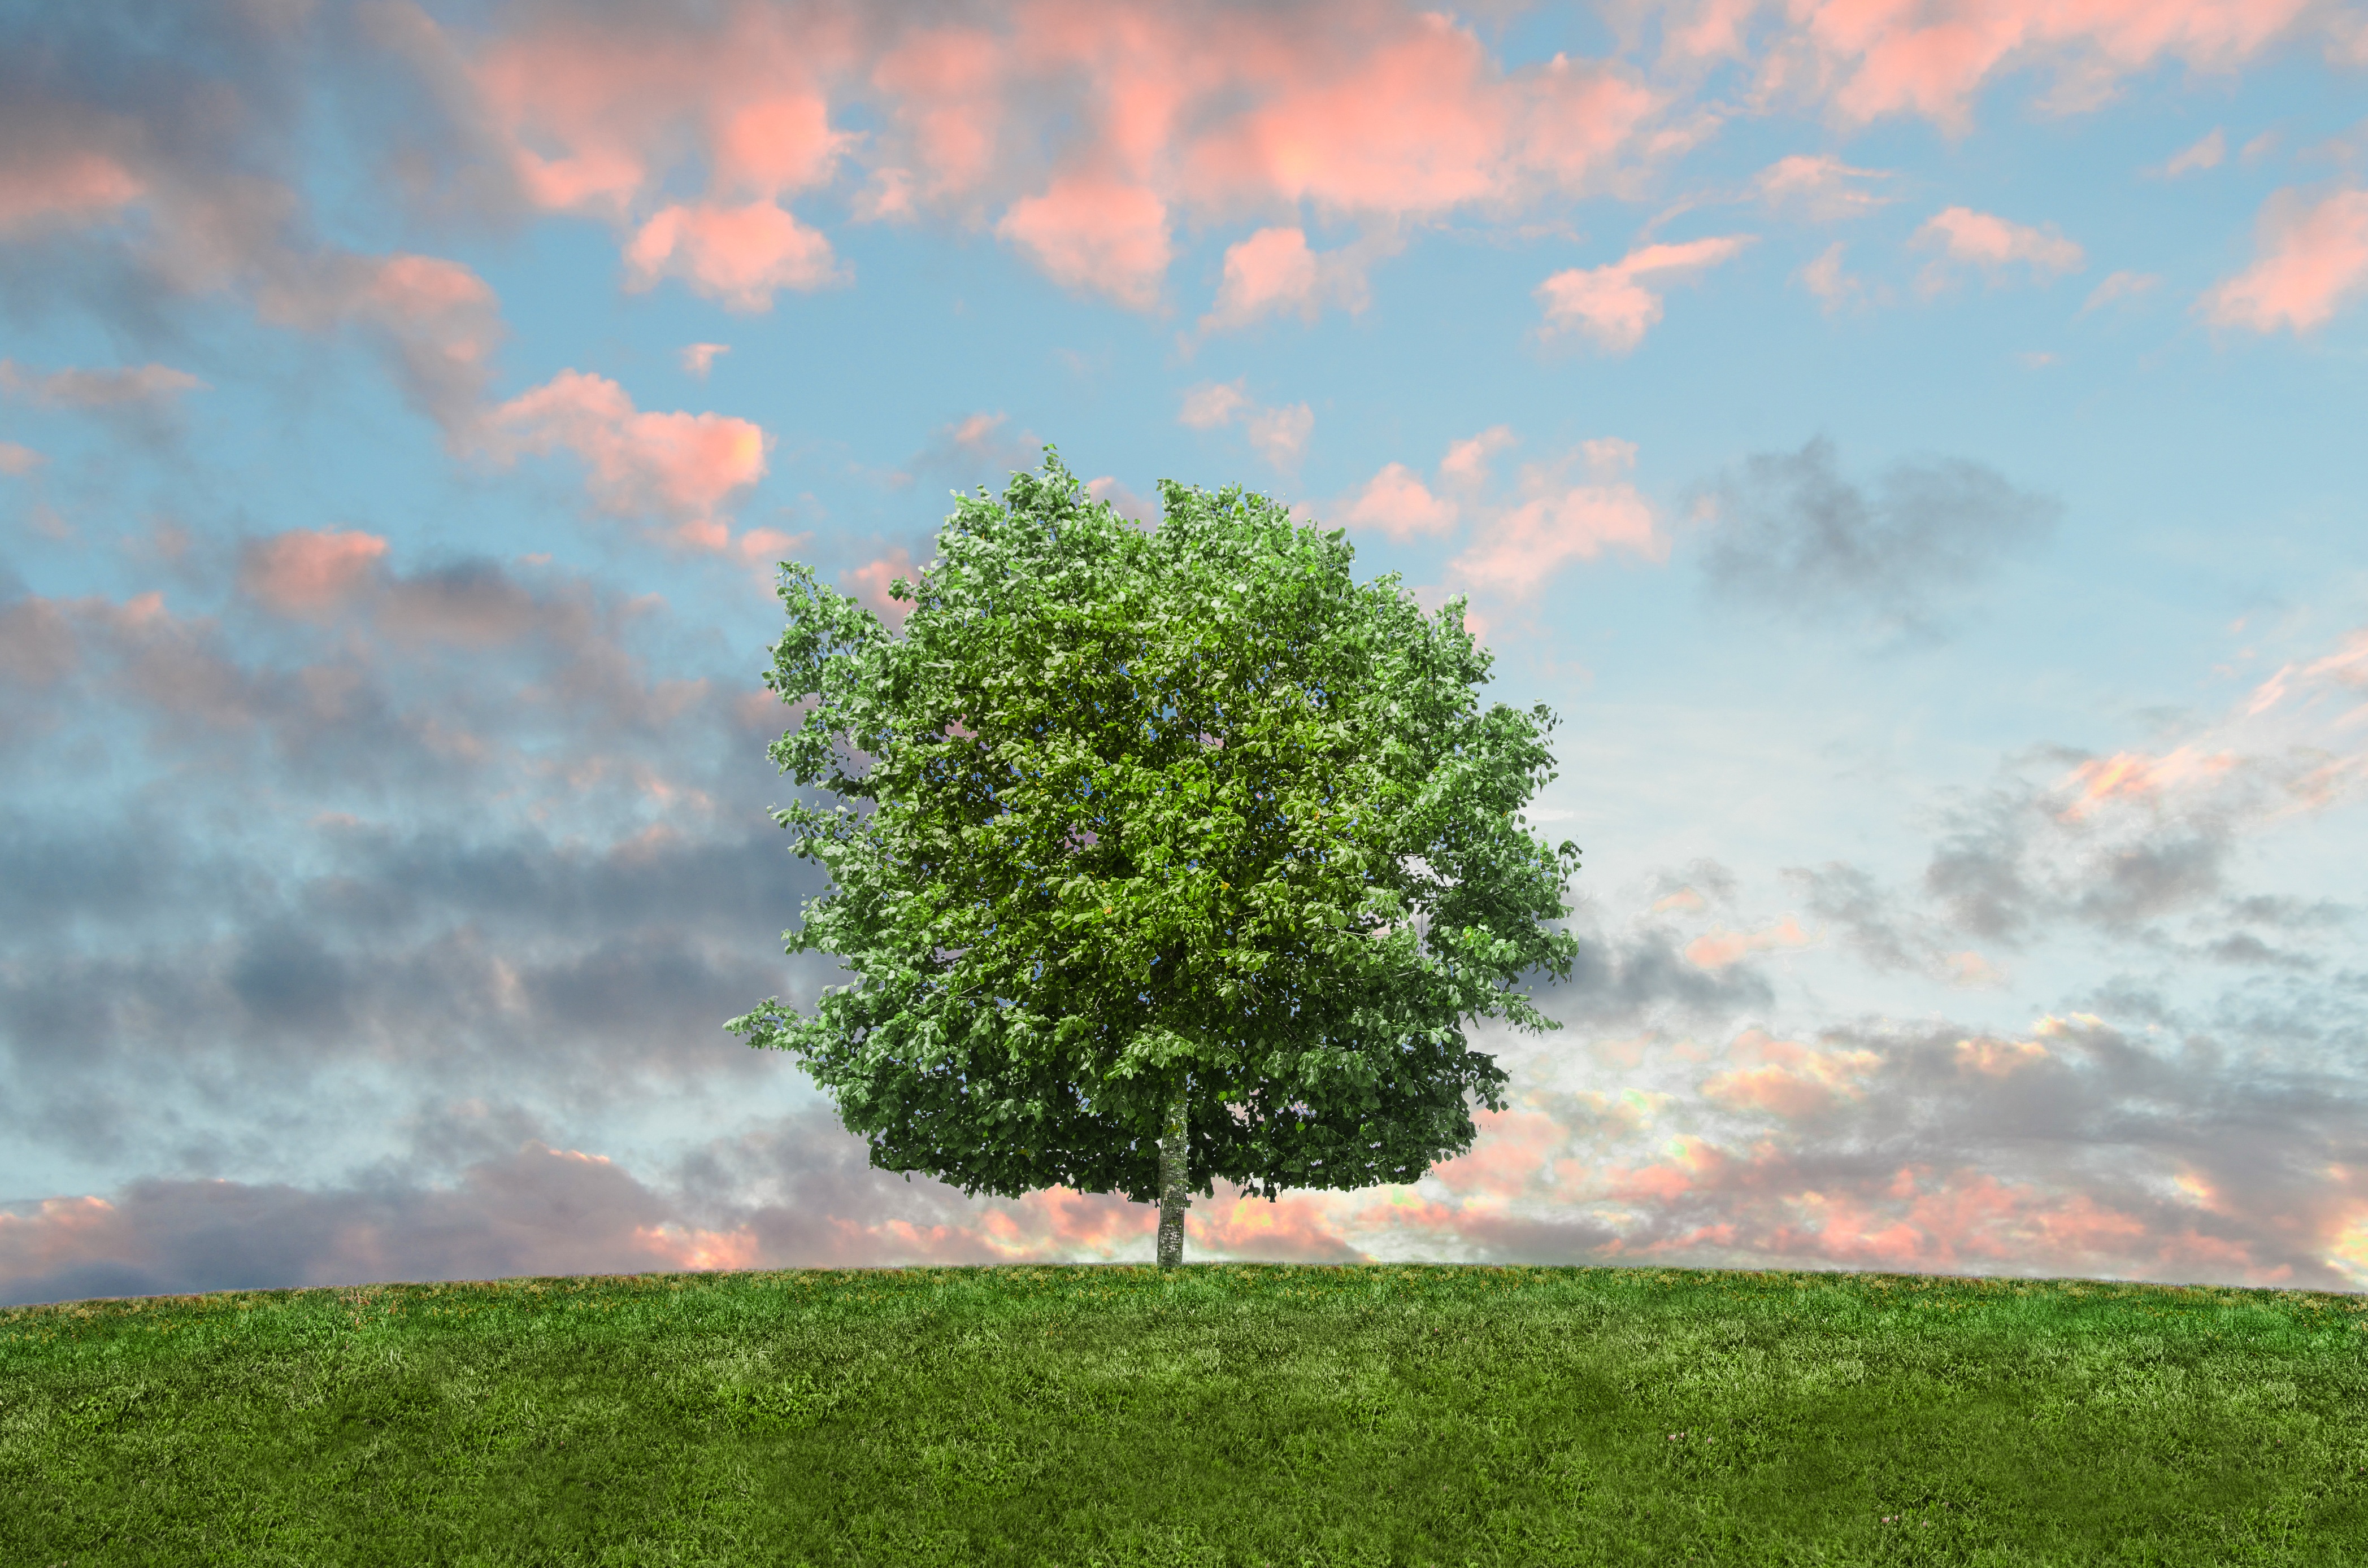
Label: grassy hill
xmin=3 ymin=1262 xmax=2363 ymax=1565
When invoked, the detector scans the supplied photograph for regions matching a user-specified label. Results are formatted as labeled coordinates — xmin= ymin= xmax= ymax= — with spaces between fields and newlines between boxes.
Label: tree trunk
xmin=1156 ymin=1078 xmax=1188 ymax=1268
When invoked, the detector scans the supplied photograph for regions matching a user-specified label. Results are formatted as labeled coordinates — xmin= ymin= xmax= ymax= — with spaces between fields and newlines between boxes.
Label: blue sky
xmin=3 ymin=0 xmax=2367 ymax=1303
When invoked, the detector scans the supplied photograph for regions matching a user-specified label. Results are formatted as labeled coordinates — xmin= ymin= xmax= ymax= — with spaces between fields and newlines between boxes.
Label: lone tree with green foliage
xmin=728 ymin=452 xmax=1581 ymax=1265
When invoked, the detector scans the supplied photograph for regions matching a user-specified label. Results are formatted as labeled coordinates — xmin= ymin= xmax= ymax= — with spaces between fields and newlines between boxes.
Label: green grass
xmin=3 ymin=1264 xmax=2364 ymax=1566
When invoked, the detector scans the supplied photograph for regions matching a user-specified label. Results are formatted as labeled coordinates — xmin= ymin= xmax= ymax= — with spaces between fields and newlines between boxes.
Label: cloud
xmin=844 ymin=547 xmax=919 ymax=628
xmin=623 ymin=201 xmax=845 ymax=310
xmin=0 ymin=442 xmax=42 ymax=477
xmin=0 ymin=147 xmax=145 ymax=237
xmin=1196 ymin=225 xmax=1393 ymax=334
xmin=2081 ymin=269 xmax=2161 ymax=313
xmin=1911 ymin=207 xmax=2084 ymax=291
xmin=2197 ymin=187 xmax=2368 ymax=334
xmin=238 ymin=529 xmax=392 ymax=619
xmin=479 ymin=370 xmax=771 ymax=547
xmin=1693 ymin=437 xmax=2059 ymax=637
xmin=464 ymin=5 xmax=854 ymax=310
xmin=1899 ymin=708 xmax=2368 ymax=953
xmin=1452 ymin=439 xmax=1666 ymax=594
xmin=2160 ymin=127 xmax=2226 ymax=176
xmin=1535 ymin=234 xmax=1755 ymax=352
xmin=255 ymin=252 xmax=509 ymax=434
xmin=1898 ymin=625 xmax=2368 ymax=947
xmin=1782 ymin=861 xmax=2009 ymax=985
xmin=1176 ymin=380 xmax=1314 ymax=472
xmin=996 ymin=173 xmax=1172 ymax=310
xmin=0 ymin=547 xmax=853 ymax=1225
xmin=1085 ymin=476 xmax=1159 ymax=525
xmin=1773 ymin=0 xmax=2313 ymax=132
xmin=680 ymin=343 xmax=729 ymax=378
xmin=415 ymin=2 xmax=1669 ymax=313
xmin=1683 ymin=916 xmax=1817 ymax=970
xmin=1795 ymin=241 xmax=1863 ymax=311
xmin=1753 ymin=154 xmax=1893 ymax=220
xmin=1439 ymin=425 xmax=1516 ymax=489
xmin=1341 ymin=464 xmax=1459 ymax=542
xmin=902 ymin=410 xmax=1041 ymax=490
xmin=0 ymin=360 xmax=206 ymax=408
xmin=1331 ymin=429 xmax=1665 ymax=597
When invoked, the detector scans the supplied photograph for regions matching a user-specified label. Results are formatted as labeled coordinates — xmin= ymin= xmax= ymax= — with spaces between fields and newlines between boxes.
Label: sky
xmin=4 ymin=0 xmax=2368 ymax=1307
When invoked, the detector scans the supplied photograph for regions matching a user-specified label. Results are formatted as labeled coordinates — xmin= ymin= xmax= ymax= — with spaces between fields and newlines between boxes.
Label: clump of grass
xmin=3 ymin=1264 xmax=2363 ymax=1565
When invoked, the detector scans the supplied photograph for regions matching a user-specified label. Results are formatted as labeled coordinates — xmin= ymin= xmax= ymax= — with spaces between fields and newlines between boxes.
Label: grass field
xmin=3 ymin=1262 xmax=2364 ymax=1566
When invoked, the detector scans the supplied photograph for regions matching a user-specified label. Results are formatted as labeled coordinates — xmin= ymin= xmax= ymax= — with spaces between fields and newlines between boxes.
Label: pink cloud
xmin=868 ymin=25 xmax=1007 ymax=204
xmin=1086 ymin=476 xmax=1159 ymax=524
xmin=1684 ymin=914 xmax=1815 ymax=969
xmin=1198 ymin=225 xmax=1381 ymax=334
xmin=2198 ymin=188 xmax=2368 ymax=334
xmin=946 ymin=411 xmax=1006 ymax=451
xmin=1172 ymin=12 xmax=1659 ymax=217
xmin=1180 ymin=15 xmax=1505 ymax=214
xmin=1788 ymin=0 xmax=2311 ymax=130
xmin=0 ymin=147 xmax=144 ymax=233
xmin=1754 ymin=153 xmax=1893 ymax=219
xmin=1176 ymin=380 xmax=1313 ymax=472
xmin=435 ymin=2 xmax=1667 ymax=313
xmin=239 ymin=529 xmax=391 ymax=617
xmin=467 ymin=10 xmax=854 ymax=311
xmin=996 ymin=172 xmax=1171 ymax=308
xmin=0 ymin=360 xmax=205 ymax=408
xmin=1912 ymin=206 xmax=2085 ymax=288
xmin=680 ymin=343 xmax=729 ymax=378
xmin=1341 ymin=463 xmax=1458 ymax=541
xmin=845 ymin=547 xmax=919 ymax=628
xmin=1179 ymin=380 xmax=1252 ymax=429
xmin=1796 ymin=241 xmax=1863 ymax=311
xmin=1701 ymin=1029 xmax=1882 ymax=1118
xmin=482 ymin=370 xmax=770 ymax=546
xmin=709 ymin=90 xmax=851 ymax=200
xmin=1439 ymin=425 xmax=1516 ymax=489
xmin=1955 ymin=1035 xmax=2049 ymax=1077
xmin=472 ymin=16 xmax=852 ymax=216
xmin=1450 ymin=438 xmax=1665 ymax=594
xmin=0 ymin=441 xmax=42 ymax=477
xmin=624 ymin=201 xmax=844 ymax=311
xmin=2056 ymin=744 xmax=2241 ymax=820
xmin=1244 ymin=405 xmax=1313 ymax=470
xmin=1430 ymin=1108 xmax=1569 ymax=1200
xmin=2081 ymin=269 xmax=2161 ymax=312
xmin=2161 ymin=127 xmax=2226 ymax=176
xmin=1536 ymin=234 xmax=1754 ymax=352
xmin=255 ymin=252 xmax=505 ymax=432
xmin=0 ymin=594 xmax=76 ymax=685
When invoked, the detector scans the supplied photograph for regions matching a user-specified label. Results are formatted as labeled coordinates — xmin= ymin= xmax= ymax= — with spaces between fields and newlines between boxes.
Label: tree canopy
xmin=728 ymin=452 xmax=1581 ymax=1257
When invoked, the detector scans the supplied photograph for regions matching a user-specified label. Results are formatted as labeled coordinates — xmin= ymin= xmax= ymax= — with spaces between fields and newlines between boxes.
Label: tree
xmin=727 ymin=451 xmax=1581 ymax=1266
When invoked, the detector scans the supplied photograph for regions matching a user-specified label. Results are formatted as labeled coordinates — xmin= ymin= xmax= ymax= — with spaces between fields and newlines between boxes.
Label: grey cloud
xmin=1915 ymin=760 xmax=2241 ymax=949
xmin=1694 ymin=437 xmax=2058 ymax=637
xmin=898 ymin=415 xmax=1045 ymax=496
xmin=0 ymin=1138 xmax=681 ymax=1308
xmin=0 ymin=1105 xmax=1149 ymax=1307
xmin=1644 ymin=857 xmax=1738 ymax=909
xmin=1553 ymin=925 xmax=1775 ymax=1027
xmin=0 ymin=824 xmax=834 ymax=1168
xmin=0 ymin=6 xmax=504 ymax=433
xmin=1783 ymin=860 xmax=1928 ymax=972
xmin=2221 ymin=894 xmax=2353 ymax=932
xmin=0 ymin=542 xmax=842 ymax=1181
xmin=1505 ymin=1005 xmax=2368 ymax=1289
xmin=2072 ymin=831 xmax=2227 ymax=926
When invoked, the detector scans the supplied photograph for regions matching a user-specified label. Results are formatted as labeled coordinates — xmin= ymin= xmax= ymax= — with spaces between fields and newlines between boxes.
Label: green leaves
xmin=728 ymin=450 xmax=1583 ymax=1205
